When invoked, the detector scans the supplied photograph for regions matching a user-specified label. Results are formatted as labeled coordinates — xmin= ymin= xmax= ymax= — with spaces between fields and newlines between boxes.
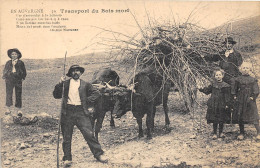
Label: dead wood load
xmin=101 ymin=23 xmax=229 ymax=112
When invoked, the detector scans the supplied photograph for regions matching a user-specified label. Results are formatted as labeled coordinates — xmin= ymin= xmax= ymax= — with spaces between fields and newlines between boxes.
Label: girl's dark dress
xmin=231 ymin=75 xmax=259 ymax=124
xmin=200 ymin=81 xmax=231 ymax=124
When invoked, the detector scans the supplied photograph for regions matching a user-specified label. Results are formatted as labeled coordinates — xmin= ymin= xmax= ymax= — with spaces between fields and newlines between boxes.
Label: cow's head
xmin=92 ymin=82 xmax=118 ymax=100
xmin=111 ymin=83 xmax=139 ymax=118
xmin=113 ymin=89 xmax=131 ymax=118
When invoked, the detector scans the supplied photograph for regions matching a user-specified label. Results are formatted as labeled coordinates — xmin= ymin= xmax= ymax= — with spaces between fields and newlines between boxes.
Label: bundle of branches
xmin=98 ymin=22 xmax=230 ymax=113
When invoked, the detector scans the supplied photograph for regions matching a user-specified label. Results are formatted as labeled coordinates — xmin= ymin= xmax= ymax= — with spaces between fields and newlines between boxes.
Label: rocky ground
xmin=1 ymin=91 xmax=260 ymax=168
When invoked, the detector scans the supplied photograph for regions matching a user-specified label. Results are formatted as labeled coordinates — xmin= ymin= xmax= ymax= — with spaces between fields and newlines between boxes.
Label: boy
xmin=3 ymin=48 xmax=26 ymax=115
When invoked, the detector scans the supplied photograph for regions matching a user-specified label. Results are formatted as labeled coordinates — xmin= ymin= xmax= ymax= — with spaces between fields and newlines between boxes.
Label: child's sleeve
xmin=230 ymin=77 xmax=238 ymax=96
xmin=21 ymin=61 xmax=27 ymax=80
xmin=199 ymin=85 xmax=213 ymax=95
xmin=251 ymin=79 xmax=259 ymax=100
xmin=223 ymin=86 xmax=231 ymax=106
xmin=235 ymin=52 xmax=243 ymax=67
xmin=2 ymin=61 xmax=10 ymax=79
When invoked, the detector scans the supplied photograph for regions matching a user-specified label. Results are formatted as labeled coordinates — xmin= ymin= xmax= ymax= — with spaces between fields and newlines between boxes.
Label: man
xmin=208 ymin=37 xmax=243 ymax=84
xmin=53 ymin=65 xmax=108 ymax=167
xmin=3 ymin=48 xmax=27 ymax=115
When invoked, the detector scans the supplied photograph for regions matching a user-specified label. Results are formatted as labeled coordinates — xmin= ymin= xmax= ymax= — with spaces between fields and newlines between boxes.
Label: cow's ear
xmin=113 ymin=91 xmax=120 ymax=96
xmin=135 ymin=93 xmax=141 ymax=96
xmin=123 ymin=91 xmax=129 ymax=95
xmin=104 ymin=93 xmax=110 ymax=96
xmin=114 ymin=91 xmax=125 ymax=97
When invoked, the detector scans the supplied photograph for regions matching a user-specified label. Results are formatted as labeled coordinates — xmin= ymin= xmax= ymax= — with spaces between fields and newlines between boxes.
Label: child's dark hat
xmin=7 ymin=48 xmax=22 ymax=59
xmin=223 ymin=37 xmax=237 ymax=44
xmin=66 ymin=65 xmax=85 ymax=77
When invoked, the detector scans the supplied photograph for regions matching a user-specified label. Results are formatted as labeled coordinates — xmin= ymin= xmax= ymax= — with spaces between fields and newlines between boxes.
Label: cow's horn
xmin=92 ymin=83 xmax=106 ymax=89
xmin=105 ymin=82 xmax=116 ymax=90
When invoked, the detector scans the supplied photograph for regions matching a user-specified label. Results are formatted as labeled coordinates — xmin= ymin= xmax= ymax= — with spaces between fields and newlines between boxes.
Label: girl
xmin=231 ymin=62 xmax=260 ymax=140
xmin=199 ymin=69 xmax=231 ymax=139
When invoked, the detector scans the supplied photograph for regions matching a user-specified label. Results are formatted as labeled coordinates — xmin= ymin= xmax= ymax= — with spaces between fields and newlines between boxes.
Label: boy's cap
xmin=8 ymin=48 xmax=22 ymax=59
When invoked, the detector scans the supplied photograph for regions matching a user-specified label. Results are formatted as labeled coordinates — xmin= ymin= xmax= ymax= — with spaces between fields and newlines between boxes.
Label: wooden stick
xmin=57 ymin=51 xmax=67 ymax=168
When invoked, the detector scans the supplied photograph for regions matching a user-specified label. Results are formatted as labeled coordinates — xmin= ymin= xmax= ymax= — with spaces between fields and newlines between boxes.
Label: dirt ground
xmin=1 ymin=53 xmax=260 ymax=168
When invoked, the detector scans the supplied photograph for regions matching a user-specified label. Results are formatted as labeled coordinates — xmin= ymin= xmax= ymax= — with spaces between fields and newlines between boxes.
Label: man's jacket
xmin=205 ymin=49 xmax=243 ymax=83
xmin=3 ymin=60 xmax=27 ymax=80
xmin=53 ymin=79 xmax=101 ymax=116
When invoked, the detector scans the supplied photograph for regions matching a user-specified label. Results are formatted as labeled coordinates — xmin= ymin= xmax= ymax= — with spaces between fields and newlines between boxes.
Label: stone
xmin=43 ymin=133 xmax=52 ymax=138
xmin=3 ymin=160 xmax=11 ymax=165
xmin=3 ymin=115 xmax=13 ymax=124
xmin=217 ymin=158 xmax=226 ymax=164
xmin=254 ymin=143 xmax=260 ymax=149
xmin=19 ymin=142 xmax=30 ymax=150
xmin=38 ymin=112 xmax=52 ymax=118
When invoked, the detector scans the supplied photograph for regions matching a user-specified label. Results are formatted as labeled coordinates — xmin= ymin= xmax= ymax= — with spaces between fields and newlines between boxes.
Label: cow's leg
xmin=146 ymin=115 xmax=152 ymax=140
xmin=151 ymin=106 xmax=156 ymax=132
xmin=94 ymin=110 xmax=107 ymax=141
xmin=136 ymin=118 xmax=144 ymax=138
xmin=91 ymin=114 xmax=99 ymax=141
xmin=163 ymin=91 xmax=171 ymax=131
xmin=191 ymin=88 xmax=197 ymax=108
xmin=94 ymin=129 xmax=99 ymax=141
xmin=93 ymin=98 xmax=106 ymax=141
xmin=163 ymin=95 xmax=170 ymax=126
xmin=110 ymin=110 xmax=115 ymax=128
xmin=90 ymin=115 xmax=95 ymax=130
xmin=163 ymin=99 xmax=170 ymax=127
xmin=146 ymin=105 xmax=153 ymax=139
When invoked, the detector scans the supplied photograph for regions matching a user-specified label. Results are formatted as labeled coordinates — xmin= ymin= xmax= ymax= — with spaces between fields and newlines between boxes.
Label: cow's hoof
xmin=165 ymin=125 xmax=171 ymax=131
xmin=237 ymin=134 xmax=244 ymax=140
xmin=138 ymin=134 xmax=144 ymax=138
xmin=219 ymin=133 xmax=225 ymax=138
xmin=110 ymin=125 xmax=115 ymax=128
xmin=212 ymin=134 xmax=217 ymax=140
xmin=146 ymin=136 xmax=152 ymax=140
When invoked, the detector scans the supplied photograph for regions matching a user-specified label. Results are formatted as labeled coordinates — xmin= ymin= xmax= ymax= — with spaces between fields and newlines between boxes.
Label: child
xmin=199 ymin=69 xmax=231 ymax=139
xmin=2 ymin=48 xmax=27 ymax=115
xmin=231 ymin=62 xmax=260 ymax=140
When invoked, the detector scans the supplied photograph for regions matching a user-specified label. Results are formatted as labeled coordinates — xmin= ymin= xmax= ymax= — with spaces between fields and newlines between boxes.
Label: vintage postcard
xmin=1 ymin=1 xmax=260 ymax=168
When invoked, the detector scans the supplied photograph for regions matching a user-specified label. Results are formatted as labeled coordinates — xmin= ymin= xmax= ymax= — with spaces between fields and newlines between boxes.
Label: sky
xmin=0 ymin=1 xmax=259 ymax=64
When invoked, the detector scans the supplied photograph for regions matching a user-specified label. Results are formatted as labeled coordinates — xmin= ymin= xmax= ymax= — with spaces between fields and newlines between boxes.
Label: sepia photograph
xmin=1 ymin=1 xmax=260 ymax=167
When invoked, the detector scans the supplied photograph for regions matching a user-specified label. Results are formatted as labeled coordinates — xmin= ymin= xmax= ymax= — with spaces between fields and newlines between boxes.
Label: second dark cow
xmin=91 ymin=68 xmax=120 ymax=140
xmin=113 ymin=71 xmax=171 ymax=139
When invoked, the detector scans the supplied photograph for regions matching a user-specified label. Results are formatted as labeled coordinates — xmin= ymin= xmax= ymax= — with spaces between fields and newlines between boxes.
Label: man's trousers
xmin=61 ymin=104 xmax=104 ymax=161
xmin=5 ymin=79 xmax=22 ymax=108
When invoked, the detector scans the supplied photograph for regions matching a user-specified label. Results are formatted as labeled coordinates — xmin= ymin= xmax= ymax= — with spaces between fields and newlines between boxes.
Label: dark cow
xmin=113 ymin=71 xmax=171 ymax=139
xmin=91 ymin=68 xmax=120 ymax=140
xmin=92 ymin=67 xmax=120 ymax=87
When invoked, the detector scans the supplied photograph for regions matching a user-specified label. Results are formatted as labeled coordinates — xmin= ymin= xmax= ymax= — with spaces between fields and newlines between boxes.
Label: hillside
xmin=21 ymin=52 xmax=116 ymax=71
xmin=206 ymin=15 xmax=260 ymax=49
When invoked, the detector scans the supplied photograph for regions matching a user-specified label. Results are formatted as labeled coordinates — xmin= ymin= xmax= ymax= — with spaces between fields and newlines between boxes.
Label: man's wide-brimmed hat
xmin=7 ymin=48 xmax=22 ymax=59
xmin=223 ymin=37 xmax=237 ymax=44
xmin=66 ymin=65 xmax=85 ymax=77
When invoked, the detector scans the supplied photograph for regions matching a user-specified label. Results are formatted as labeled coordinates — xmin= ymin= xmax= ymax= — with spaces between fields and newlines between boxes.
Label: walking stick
xmin=57 ymin=51 xmax=67 ymax=168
